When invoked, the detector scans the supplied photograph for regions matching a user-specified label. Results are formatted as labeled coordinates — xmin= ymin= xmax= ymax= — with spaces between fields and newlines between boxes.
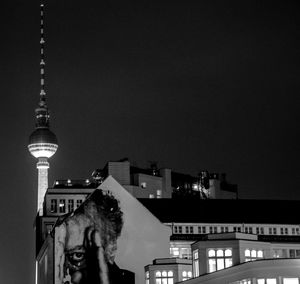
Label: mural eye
xmin=73 ymin=252 xmax=84 ymax=261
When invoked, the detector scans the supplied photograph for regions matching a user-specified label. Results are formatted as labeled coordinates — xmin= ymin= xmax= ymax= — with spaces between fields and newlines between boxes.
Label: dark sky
xmin=1 ymin=0 xmax=299 ymax=283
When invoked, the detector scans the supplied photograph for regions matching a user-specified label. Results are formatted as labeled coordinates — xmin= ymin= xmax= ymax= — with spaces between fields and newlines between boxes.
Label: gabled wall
xmin=99 ymin=176 xmax=172 ymax=284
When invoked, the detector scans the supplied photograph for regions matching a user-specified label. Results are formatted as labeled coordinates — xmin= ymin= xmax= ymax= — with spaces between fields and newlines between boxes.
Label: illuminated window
xmin=141 ymin=182 xmax=147 ymax=188
xmin=149 ymin=194 xmax=154 ymax=198
xmin=283 ymin=278 xmax=299 ymax=284
xmin=67 ymin=199 xmax=74 ymax=212
xmin=50 ymin=199 xmax=57 ymax=213
xmin=182 ymin=271 xmax=192 ymax=281
xmin=170 ymin=247 xmax=179 ymax=257
xmin=76 ymin=199 xmax=83 ymax=208
xmin=157 ymin=190 xmax=162 ymax=198
xmin=244 ymin=249 xmax=263 ymax=262
xmin=207 ymin=248 xmax=232 ymax=273
xmin=193 ymin=250 xmax=199 ymax=277
xmin=145 ymin=271 xmax=149 ymax=284
xmin=234 ymin=280 xmax=251 ymax=284
xmin=155 ymin=271 xmax=173 ymax=284
xmin=257 ymin=279 xmax=277 ymax=284
xmin=59 ymin=199 xmax=65 ymax=213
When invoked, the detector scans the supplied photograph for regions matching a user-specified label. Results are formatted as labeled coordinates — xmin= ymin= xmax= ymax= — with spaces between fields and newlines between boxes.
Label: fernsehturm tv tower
xmin=28 ymin=1 xmax=58 ymax=216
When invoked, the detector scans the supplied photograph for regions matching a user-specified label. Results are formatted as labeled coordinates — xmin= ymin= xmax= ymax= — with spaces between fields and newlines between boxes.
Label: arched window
xmin=244 ymin=249 xmax=264 ymax=262
xmin=155 ymin=270 xmax=173 ymax=284
xmin=207 ymin=248 xmax=233 ymax=273
xmin=182 ymin=271 xmax=192 ymax=281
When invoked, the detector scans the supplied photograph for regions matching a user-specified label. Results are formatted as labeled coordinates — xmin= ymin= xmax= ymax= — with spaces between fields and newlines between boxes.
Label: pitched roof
xmin=138 ymin=198 xmax=300 ymax=224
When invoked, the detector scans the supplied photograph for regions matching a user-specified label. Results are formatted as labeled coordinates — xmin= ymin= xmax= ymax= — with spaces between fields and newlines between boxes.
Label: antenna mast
xmin=40 ymin=1 xmax=46 ymax=106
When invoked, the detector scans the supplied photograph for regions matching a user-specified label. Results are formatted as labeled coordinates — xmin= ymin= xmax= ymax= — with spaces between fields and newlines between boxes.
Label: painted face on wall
xmin=55 ymin=190 xmax=124 ymax=284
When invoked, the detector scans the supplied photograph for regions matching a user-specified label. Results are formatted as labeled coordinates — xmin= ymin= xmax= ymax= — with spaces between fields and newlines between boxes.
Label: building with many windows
xmin=35 ymin=172 xmax=300 ymax=284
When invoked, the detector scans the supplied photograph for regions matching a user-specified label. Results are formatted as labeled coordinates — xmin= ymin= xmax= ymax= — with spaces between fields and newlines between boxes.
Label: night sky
xmin=1 ymin=0 xmax=299 ymax=283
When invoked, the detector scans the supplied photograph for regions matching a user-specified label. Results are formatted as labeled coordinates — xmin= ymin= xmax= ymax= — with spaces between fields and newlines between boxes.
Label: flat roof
xmin=138 ymin=198 xmax=300 ymax=224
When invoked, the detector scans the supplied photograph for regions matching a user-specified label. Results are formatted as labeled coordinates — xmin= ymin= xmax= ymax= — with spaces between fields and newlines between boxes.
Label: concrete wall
xmin=99 ymin=176 xmax=172 ymax=284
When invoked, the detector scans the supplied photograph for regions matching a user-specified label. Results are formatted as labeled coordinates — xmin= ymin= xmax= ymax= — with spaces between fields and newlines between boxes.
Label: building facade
xmin=35 ymin=172 xmax=300 ymax=284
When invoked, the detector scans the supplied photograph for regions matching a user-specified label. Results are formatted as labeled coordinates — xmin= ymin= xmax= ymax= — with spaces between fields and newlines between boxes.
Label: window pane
xmin=168 ymin=271 xmax=173 ymax=277
xmin=162 ymin=278 xmax=167 ymax=284
xmin=225 ymin=249 xmax=232 ymax=256
xmin=194 ymin=260 xmax=199 ymax=277
xmin=217 ymin=249 xmax=224 ymax=257
xmin=156 ymin=280 xmax=161 ymax=284
xmin=251 ymin=250 xmax=257 ymax=257
xmin=182 ymin=271 xmax=187 ymax=277
xmin=208 ymin=259 xmax=216 ymax=272
xmin=187 ymin=272 xmax=192 ymax=277
xmin=245 ymin=249 xmax=250 ymax=257
xmin=283 ymin=279 xmax=299 ymax=284
xmin=208 ymin=249 xmax=215 ymax=257
xmin=266 ymin=279 xmax=277 ymax=284
xmin=162 ymin=271 xmax=167 ymax=277
xmin=156 ymin=271 xmax=161 ymax=277
xmin=257 ymin=250 xmax=263 ymax=258
xmin=168 ymin=279 xmax=174 ymax=284
xmin=225 ymin=258 xmax=232 ymax=268
xmin=257 ymin=280 xmax=265 ymax=284
xmin=217 ymin=258 xmax=224 ymax=270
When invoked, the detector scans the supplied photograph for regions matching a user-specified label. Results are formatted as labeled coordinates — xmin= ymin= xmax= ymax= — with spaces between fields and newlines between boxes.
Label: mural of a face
xmin=55 ymin=190 xmax=125 ymax=284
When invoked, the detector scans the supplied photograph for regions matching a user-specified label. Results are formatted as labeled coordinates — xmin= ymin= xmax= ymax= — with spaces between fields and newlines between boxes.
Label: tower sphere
xmin=28 ymin=128 xmax=58 ymax=158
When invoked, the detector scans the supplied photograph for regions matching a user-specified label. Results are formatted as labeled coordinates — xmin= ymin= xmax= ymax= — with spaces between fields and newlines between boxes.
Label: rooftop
xmin=138 ymin=198 xmax=300 ymax=224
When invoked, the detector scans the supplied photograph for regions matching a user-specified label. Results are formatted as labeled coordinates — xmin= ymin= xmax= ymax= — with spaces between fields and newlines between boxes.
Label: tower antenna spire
xmin=28 ymin=0 xmax=58 ymax=215
xmin=40 ymin=1 xmax=46 ymax=106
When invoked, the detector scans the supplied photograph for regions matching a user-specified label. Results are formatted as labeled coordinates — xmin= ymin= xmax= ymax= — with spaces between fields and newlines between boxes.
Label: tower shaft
xmin=37 ymin=157 xmax=49 ymax=215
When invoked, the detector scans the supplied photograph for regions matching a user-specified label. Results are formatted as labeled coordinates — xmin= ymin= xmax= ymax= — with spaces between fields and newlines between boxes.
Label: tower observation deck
xmin=28 ymin=2 xmax=58 ymax=215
